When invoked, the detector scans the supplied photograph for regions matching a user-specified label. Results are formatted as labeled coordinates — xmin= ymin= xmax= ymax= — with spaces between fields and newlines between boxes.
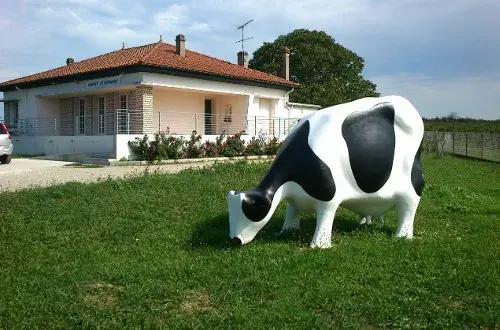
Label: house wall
xmin=1 ymin=73 xmax=142 ymax=120
xmin=152 ymin=87 xmax=249 ymax=135
xmin=142 ymin=72 xmax=289 ymax=99
xmin=12 ymin=135 xmax=114 ymax=156
xmin=288 ymin=104 xmax=321 ymax=118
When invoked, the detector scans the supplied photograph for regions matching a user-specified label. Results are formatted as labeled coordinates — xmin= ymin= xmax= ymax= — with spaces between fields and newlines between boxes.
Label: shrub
xmin=156 ymin=133 xmax=185 ymax=160
xmin=128 ymin=130 xmax=185 ymax=161
xmin=128 ymin=135 xmax=153 ymax=161
xmin=202 ymin=140 xmax=218 ymax=157
xmin=221 ymin=131 xmax=246 ymax=157
xmin=129 ymin=129 xmax=284 ymax=161
xmin=264 ymin=136 xmax=282 ymax=155
xmin=215 ymin=131 xmax=226 ymax=156
xmin=245 ymin=133 xmax=267 ymax=156
xmin=185 ymin=130 xmax=203 ymax=158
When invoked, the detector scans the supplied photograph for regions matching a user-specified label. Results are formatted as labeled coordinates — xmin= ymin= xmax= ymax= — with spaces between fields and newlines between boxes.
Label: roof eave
xmin=0 ymin=64 xmax=298 ymax=92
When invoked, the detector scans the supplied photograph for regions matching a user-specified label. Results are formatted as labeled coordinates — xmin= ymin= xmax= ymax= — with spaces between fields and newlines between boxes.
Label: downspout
xmin=15 ymin=86 xmax=28 ymax=131
xmin=284 ymin=87 xmax=294 ymax=120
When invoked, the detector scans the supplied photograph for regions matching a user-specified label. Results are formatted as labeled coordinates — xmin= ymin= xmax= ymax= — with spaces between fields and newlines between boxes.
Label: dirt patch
xmin=450 ymin=301 xmax=464 ymax=308
xmin=179 ymin=290 xmax=212 ymax=314
xmin=78 ymin=281 xmax=124 ymax=310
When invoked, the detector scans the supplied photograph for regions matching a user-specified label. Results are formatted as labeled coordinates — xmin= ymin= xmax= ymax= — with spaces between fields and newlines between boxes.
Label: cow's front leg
xmin=395 ymin=194 xmax=420 ymax=239
xmin=279 ymin=202 xmax=300 ymax=234
xmin=310 ymin=202 xmax=339 ymax=249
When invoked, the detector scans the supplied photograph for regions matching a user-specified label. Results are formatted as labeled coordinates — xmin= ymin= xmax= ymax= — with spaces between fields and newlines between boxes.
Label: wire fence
xmin=5 ymin=109 xmax=497 ymax=162
xmin=149 ymin=110 xmax=300 ymax=136
xmin=0 ymin=109 xmax=302 ymax=137
xmin=423 ymin=131 xmax=500 ymax=162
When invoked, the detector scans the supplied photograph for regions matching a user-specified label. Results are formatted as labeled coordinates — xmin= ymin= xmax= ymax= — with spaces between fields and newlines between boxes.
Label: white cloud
xmin=1 ymin=0 xmax=499 ymax=120
xmin=371 ymin=73 xmax=500 ymax=120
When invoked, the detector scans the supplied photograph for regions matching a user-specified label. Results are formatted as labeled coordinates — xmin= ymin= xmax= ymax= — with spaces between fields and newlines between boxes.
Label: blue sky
xmin=1 ymin=0 xmax=499 ymax=119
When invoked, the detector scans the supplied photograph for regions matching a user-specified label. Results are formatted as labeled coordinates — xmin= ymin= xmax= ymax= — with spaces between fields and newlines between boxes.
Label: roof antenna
xmin=236 ymin=19 xmax=254 ymax=53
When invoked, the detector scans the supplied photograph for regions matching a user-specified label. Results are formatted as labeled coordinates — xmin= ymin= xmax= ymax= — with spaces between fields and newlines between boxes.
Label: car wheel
xmin=1 ymin=154 xmax=11 ymax=164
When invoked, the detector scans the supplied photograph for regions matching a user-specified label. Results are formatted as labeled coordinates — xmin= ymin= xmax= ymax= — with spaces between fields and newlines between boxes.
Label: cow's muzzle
xmin=231 ymin=236 xmax=242 ymax=246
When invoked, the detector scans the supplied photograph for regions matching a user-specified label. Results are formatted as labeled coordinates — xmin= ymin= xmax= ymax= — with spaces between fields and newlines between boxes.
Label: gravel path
xmin=0 ymin=161 xmax=220 ymax=193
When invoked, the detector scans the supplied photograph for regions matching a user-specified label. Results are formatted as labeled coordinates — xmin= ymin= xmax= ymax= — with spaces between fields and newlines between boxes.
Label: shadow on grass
xmin=187 ymin=211 xmax=394 ymax=250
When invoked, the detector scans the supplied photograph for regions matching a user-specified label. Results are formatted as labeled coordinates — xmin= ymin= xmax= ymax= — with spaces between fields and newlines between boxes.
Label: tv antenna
xmin=236 ymin=19 xmax=254 ymax=53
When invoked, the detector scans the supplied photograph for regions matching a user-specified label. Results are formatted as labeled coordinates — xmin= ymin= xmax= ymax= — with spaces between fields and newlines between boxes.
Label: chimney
xmin=280 ymin=47 xmax=290 ymax=80
xmin=176 ymin=34 xmax=186 ymax=57
xmin=237 ymin=51 xmax=248 ymax=68
xmin=66 ymin=57 xmax=74 ymax=65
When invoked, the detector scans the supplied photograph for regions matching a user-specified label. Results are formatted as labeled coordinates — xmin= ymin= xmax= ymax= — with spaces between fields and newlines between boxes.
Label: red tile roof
xmin=0 ymin=41 xmax=298 ymax=90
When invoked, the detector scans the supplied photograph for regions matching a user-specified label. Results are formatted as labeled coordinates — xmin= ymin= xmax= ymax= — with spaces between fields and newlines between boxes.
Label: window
xmin=79 ymin=98 xmax=85 ymax=135
xmin=4 ymin=101 xmax=19 ymax=134
xmin=119 ymin=94 xmax=128 ymax=133
xmin=11 ymin=101 xmax=19 ymax=125
xmin=98 ymin=96 xmax=105 ymax=134
xmin=120 ymin=94 xmax=128 ymax=109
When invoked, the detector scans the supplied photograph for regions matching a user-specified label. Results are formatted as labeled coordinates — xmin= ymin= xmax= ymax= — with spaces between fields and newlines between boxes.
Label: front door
xmin=205 ymin=99 xmax=212 ymax=135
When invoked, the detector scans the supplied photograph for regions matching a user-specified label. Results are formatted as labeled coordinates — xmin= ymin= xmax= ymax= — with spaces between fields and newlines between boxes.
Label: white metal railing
xmin=2 ymin=109 xmax=302 ymax=136
xmin=148 ymin=110 xmax=300 ymax=136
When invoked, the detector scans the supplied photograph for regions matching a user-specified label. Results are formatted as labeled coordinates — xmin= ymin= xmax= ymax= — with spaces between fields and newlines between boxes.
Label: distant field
xmin=1 ymin=154 xmax=499 ymax=328
xmin=423 ymin=118 xmax=500 ymax=133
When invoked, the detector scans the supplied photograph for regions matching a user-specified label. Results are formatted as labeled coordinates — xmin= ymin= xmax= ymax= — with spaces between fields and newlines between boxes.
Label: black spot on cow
xmin=411 ymin=143 xmax=425 ymax=196
xmin=342 ymin=102 xmax=396 ymax=193
xmin=241 ymin=120 xmax=336 ymax=222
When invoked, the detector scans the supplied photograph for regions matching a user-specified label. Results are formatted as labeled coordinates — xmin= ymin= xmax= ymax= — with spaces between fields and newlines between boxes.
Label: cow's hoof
xmin=278 ymin=227 xmax=299 ymax=236
xmin=310 ymin=240 xmax=332 ymax=249
xmin=231 ymin=237 xmax=242 ymax=245
xmin=395 ymin=231 xmax=413 ymax=239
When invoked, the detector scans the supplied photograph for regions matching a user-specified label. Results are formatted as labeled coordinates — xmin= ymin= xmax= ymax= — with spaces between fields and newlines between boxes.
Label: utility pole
xmin=236 ymin=19 xmax=254 ymax=53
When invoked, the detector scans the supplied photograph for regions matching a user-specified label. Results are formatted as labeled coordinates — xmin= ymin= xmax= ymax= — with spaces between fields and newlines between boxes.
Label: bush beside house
xmin=128 ymin=130 xmax=283 ymax=162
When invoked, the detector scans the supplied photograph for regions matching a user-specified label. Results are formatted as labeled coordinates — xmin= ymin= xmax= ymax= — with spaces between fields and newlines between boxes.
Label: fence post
xmin=254 ymin=116 xmax=257 ymax=135
xmin=194 ymin=113 xmax=197 ymax=133
xmin=127 ymin=110 xmax=130 ymax=135
xmin=278 ymin=118 xmax=281 ymax=136
xmin=452 ymin=132 xmax=455 ymax=154
xmin=481 ymin=133 xmax=484 ymax=159
xmin=54 ymin=118 xmax=57 ymax=135
xmin=158 ymin=112 xmax=161 ymax=133
xmin=465 ymin=132 xmax=468 ymax=156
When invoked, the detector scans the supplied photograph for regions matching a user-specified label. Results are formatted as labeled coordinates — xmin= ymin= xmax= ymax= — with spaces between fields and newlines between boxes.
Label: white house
xmin=0 ymin=34 xmax=320 ymax=160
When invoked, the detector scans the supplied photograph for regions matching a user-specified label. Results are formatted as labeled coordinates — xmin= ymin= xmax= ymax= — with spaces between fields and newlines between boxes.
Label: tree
xmin=249 ymin=29 xmax=380 ymax=107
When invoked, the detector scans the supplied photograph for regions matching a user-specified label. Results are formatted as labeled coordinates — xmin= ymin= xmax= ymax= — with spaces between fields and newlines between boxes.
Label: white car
xmin=0 ymin=123 xmax=13 ymax=164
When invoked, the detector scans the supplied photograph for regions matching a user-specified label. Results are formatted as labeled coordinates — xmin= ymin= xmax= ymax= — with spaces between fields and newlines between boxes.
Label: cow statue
xmin=227 ymin=95 xmax=425 ymax=249
xmin=358 ymin=214 xmax=385 ymax=225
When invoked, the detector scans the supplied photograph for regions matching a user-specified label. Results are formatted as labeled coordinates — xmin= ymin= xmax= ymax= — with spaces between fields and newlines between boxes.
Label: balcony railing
xmin=0 ymin=109 xmax=302 ymax=136
xmin=148 ymin=110 xmax=300 ymax=136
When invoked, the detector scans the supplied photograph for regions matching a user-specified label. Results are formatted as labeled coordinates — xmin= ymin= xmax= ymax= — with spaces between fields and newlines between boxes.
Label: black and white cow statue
xmin=227 ymin=95 xmax=425 ymax=249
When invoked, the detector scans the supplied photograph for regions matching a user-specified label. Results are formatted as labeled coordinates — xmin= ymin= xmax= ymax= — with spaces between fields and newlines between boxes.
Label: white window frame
xmin=119 ymin=94 xmax=128 ymax=134
xmin=78 ymin=98 xmax=85 ymax=135
xmin=98 ymin=96 xmax=106 ymax=135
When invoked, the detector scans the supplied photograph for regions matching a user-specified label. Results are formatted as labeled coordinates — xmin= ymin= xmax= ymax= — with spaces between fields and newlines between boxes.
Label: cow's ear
xmin=242 ymin=190 xmax=271 ymax=222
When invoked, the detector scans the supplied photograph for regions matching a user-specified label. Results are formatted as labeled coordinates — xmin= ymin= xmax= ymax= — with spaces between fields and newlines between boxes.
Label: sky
xmin=0 ymin=0 xmax=499 ymax=120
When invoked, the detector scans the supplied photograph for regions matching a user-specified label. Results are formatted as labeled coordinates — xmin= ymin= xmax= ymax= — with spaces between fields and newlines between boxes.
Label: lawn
xmin=1 ymin=154 xmax=499 ymax=329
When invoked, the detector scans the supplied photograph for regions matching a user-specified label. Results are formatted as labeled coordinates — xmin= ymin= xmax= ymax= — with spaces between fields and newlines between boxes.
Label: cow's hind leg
xmin=395 ymin=194 xmax=420 ymax=239
xmin=279 ymin=202 xmax=300 ymax=234
xmin=310 ymin=201 xmax=339 ymax=249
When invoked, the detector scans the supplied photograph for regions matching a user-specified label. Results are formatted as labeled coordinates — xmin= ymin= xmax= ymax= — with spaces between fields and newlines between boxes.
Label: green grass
xmin=1 ymin=154 xmax=499 ymax=329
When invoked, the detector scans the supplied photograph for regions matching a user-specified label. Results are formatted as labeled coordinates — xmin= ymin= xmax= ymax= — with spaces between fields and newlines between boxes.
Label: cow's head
xmin=227 ymin=189 xmax=276 ymax=245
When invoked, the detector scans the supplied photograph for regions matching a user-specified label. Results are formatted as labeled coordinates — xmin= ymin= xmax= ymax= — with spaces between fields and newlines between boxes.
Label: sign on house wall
xmin=86 ymin=77 xmax=121 ymax=89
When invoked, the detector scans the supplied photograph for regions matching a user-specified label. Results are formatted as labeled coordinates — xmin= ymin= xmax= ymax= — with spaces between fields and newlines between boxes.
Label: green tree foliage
xmin=249 ymin=29 xmax=379 ymax=107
